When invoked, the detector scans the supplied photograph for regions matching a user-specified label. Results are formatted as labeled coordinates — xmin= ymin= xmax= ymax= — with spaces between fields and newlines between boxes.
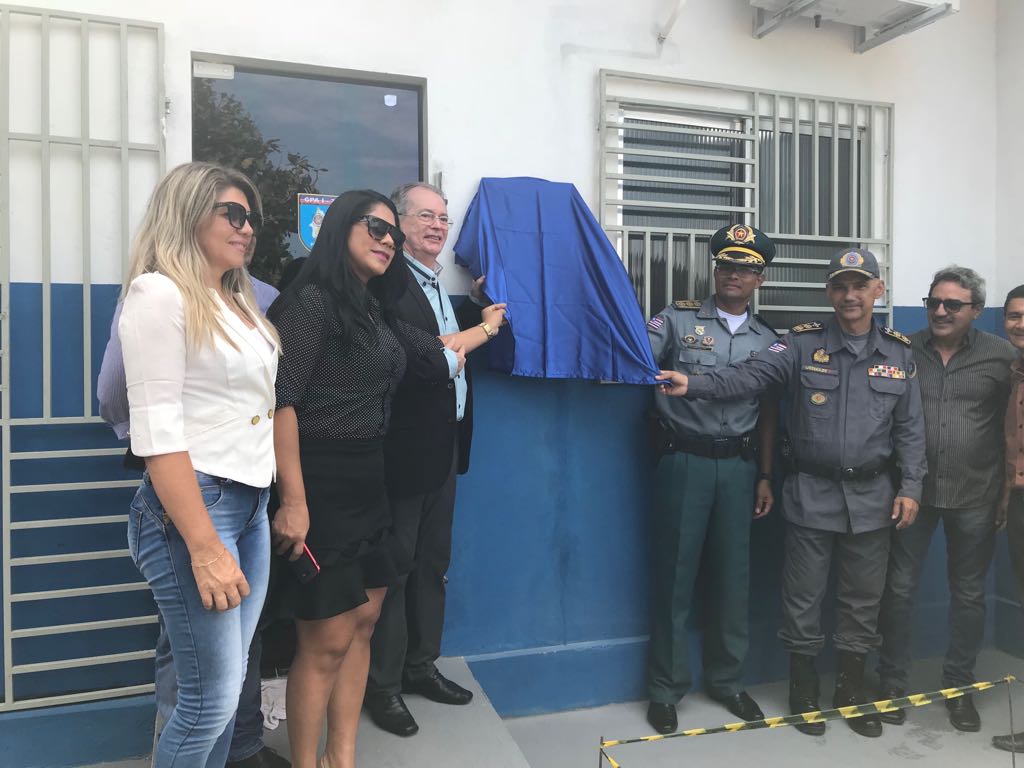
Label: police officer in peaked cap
xmin=644 ymin=224 xmax=781 ymax=734
xmin=656 ymin=247 xmax=926 ymax=739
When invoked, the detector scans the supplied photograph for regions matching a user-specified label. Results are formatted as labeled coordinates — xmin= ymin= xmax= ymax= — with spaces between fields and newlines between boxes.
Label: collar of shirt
xmin=824 ymin=317 xmax=882 ymax=355
xmin=921 ymin=325 xmax=977 ymax=357
xmin=699 ymin=294 xmax=761 ymax=333
xmin=405 ymin=252 xmax=443 ymax=282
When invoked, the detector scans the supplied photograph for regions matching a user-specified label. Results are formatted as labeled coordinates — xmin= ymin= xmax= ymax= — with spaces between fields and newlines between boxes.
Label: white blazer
xmin=120 ymin=272 xmax=279 ymax=488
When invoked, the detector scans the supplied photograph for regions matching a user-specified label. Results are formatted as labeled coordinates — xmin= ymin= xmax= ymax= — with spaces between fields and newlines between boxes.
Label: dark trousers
xmin=1008 ymin=491 xmax=1024 ymax=601
xmin=877 ymin=503 xmax=996 ymax=689
xmin=779 ymin=522 xmax=890 ymax=656
xmin=646 ymin=452 xmax=757 ymax=704
xmin=367 ymin=445 xmax=458 ymax=696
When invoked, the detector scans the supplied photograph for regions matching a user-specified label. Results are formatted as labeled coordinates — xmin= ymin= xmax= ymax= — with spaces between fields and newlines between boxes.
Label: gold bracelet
xmin=191 ymin=546 xmax=227 ymax=569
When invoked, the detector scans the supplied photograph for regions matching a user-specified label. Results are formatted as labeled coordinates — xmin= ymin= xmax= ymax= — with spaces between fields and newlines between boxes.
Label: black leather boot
xmin=833 ymin=651 xmax=882 ymax=737
xmin=789 ymin=653 xmax=825 ymax=736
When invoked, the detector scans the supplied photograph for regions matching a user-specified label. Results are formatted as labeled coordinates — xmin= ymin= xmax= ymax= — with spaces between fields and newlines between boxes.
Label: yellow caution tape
xmin=601 ymin=676 xmax=1014 ymax=750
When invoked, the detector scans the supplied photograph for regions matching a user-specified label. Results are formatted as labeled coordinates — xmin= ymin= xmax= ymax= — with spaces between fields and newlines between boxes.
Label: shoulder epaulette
xmin=791 ymin=321 xmax=824 ymax=333
xmin=754 ymin=313 xmax=780 ymax=337
xmin=881 ymin=326 xmax=912 ymax=346
xmin=672 ymin=299 xmax=702 ymax=310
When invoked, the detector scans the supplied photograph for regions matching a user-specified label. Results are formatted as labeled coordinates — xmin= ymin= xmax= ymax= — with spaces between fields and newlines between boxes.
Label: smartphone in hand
xmin=287 ymin=543 xmax=321 ymax=584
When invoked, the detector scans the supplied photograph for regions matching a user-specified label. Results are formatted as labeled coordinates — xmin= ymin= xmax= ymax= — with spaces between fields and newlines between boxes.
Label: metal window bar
xmin=598 ymin=71 xmax=892 ymax=329
xmin=1 ymin=5 xmax=164 ymax=711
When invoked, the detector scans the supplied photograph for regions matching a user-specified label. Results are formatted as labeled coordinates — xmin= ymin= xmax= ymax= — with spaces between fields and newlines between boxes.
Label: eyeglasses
xmin=404 ymin=211 xmax=453 ymax=227
xmin=923 ymin=297 xmax=980 ymax=313
xmin=358 ymin=215 xmax=405 ymax=250
xmin=714 ymin=263 xmax=763 ymax=278
xmin=212 ymin=201 xmax=262 ymax=235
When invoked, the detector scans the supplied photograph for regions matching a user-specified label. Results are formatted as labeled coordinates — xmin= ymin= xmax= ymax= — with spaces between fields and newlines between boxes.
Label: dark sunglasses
xmin=358 ymin=215 xmax=405 ymax=250
xmin=213 ymin=201 xmax=262 ymax=235
xmin=923 ymin=297 xmax=979 ymax=313
xmin=714 ymin=263 xmax=763 ymax=277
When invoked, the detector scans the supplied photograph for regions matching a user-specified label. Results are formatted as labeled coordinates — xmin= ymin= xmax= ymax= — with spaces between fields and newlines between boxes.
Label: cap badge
xmin=813 ymin=348 xmax=830 ymax=364
xmin=840 ymin=251 xmax=865 ymax=268
xmin=726 ymin=224 xmax=756 ymax=245
xmin=810 ymin=392 xmax=828 ymax=405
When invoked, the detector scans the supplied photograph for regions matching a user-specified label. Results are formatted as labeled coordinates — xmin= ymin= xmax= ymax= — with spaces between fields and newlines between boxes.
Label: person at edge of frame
xmin=992 ymin=284 xmax=1024 ymax=754
xmin=643 ymin=223 xmax=780 ymax=736
xmin=655 ymin=247 xmax=926 ymax=740
xmin=875 ymin=266 xmax=1015 ymax=733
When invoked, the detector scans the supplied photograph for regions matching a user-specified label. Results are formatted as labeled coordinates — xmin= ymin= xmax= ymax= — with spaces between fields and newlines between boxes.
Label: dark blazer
xmin=385 ymin=265 xmax=483 ymax=497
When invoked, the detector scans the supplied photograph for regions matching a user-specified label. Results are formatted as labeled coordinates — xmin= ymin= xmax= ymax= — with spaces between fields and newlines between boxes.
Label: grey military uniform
xmin=648 ymin=295 xmax=778 ymax=438
xmin=685 ymin=317 xmax=927 ymax=532
xmin=684 ymin=317 xmax=927 ymax=655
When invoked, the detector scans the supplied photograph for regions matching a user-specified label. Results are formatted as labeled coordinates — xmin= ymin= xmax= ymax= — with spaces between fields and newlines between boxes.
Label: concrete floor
xmin=88 ymin=650 xmax=1024 ymax=768
xmin=507 ymin=649 xmax=1024 ymax=768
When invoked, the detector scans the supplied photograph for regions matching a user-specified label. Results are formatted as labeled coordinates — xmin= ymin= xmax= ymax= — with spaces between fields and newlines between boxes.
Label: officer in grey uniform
xmin=645 ymin=224 xmax=780 ymax=735
xmin=656 ymin=248 xmax=926 ymax=739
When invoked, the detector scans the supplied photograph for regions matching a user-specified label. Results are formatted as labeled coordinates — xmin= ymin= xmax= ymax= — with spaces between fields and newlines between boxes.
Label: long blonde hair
xmin=124 ymin=162 xmax=279 ymax=350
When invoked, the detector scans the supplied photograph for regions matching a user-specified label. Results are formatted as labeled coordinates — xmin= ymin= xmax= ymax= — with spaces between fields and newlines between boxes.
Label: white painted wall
xmin=22 ymin=0 xmax=999 ymax=305
xmin=997 ymin=0 xmax=1024 ymax=299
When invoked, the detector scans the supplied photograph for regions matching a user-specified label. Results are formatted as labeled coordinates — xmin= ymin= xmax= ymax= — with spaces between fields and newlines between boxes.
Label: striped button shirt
xmin=911 ymin=327 xmax=1017 ymax=509
xmin=1007 ymin=358 xmax=1024 ymax=492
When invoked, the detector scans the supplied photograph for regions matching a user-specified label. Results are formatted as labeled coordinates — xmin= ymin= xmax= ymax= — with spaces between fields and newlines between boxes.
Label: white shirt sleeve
xmin=119 ymin=273 xmax=189 ymax=457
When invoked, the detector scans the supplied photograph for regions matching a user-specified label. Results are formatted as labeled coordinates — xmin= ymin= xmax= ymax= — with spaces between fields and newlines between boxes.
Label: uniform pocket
xmin=678 ymin=348 xmax=718 ymax=374
xmin=799 ymin=371 xmax=840 ymax=420
xmin=868 ymin=375 xmax=906 ymax=421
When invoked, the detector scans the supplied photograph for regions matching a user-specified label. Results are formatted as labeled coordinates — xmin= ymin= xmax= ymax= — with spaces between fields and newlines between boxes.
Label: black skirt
xmin=268 ymin=438 xmax=408 ymax=621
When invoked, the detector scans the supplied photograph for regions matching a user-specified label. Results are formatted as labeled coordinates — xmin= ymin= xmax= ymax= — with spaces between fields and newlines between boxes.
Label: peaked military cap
xmin=710 ymin=224 xmax=775 ymax=269
xmin=827 ymin=248 xmax=880 ymax=281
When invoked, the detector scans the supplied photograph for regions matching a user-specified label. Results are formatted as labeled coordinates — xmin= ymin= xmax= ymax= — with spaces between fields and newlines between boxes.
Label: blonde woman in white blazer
xmin=120 ymin=162 xmax=279 ymax=768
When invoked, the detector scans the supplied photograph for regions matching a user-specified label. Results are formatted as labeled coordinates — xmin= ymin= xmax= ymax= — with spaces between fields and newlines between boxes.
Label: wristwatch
xmin=479 ymin=321 xmax=497 ymax=339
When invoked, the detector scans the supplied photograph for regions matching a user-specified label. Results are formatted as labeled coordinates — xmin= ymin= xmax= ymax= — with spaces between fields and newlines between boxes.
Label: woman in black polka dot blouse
xmin=266 ymin=190 xmax=451 ymax=768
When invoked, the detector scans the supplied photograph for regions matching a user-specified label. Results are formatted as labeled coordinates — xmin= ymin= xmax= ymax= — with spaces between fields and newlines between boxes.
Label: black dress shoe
xmin=226 ymin=747 xmax=291 ymax=768
xmin=877 ymin=685 xmax=906 ymax=726
xmin=365 ymin=693 xmax=419 ymax=737
xmin=402 ymin=669 xmax=473 ymax=705
xmin=993 ymin=732 xmax=1024 ymax=752
xmin=646 ymin=702 xmax=677 ymax=734
xmin=946 ymin=694 xmax=981 ymax=732
xmin=713 ymin=691 xmax=764 ymax=722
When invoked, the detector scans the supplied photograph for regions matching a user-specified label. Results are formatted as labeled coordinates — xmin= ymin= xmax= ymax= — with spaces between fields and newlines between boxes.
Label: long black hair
xmin=268 ymin=190 xmax=406 ymax=342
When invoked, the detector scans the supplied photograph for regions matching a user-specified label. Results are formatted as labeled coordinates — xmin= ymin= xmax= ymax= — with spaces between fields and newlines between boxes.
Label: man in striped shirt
xmin=877 ymin=266 xmax=1016 ymax=732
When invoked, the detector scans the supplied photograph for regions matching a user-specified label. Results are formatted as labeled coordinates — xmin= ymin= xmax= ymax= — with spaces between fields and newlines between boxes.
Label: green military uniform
xmin=646 ymin=225 xmax=778 ymax=706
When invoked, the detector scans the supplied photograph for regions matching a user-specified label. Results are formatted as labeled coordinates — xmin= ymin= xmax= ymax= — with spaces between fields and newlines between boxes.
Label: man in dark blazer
xmin=364 ymin=182 xmax=506 ymax=737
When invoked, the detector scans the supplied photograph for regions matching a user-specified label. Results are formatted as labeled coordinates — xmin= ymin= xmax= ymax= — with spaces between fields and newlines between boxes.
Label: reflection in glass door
xmin=192 ymin=62 xmax=424 ymax=285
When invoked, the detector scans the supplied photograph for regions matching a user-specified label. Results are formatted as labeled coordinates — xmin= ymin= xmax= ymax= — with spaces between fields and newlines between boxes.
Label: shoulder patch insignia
xmin=881 ymin=326 xmax=912 ymax=346
xmin=791 ymin=321 xmax=825 ymax=333
xmin=672 ymin=299 xmax=702 ymax=310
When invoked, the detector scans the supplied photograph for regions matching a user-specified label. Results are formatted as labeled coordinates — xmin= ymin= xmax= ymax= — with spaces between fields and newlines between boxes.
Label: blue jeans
xmin=129 ymin=471 xmax=270 ymax=768
xmin=154 ymin=624 xmax=266 ymax=763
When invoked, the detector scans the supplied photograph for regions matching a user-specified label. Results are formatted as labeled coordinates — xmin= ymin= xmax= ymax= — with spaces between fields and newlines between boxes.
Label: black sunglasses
xmin=358 ymin=215 xmax=405 ymax=250
xmin=923 ymin=297 xmax=979 ymax=313
xmin=213 ymin=201 xmax=263 ymax=235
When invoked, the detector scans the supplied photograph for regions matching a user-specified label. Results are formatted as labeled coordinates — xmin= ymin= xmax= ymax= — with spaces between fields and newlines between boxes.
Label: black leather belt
xmin=793 ymin=457 xmax=891 ymax=482
xmin=676 ymin=432 xmax=755 ymax=460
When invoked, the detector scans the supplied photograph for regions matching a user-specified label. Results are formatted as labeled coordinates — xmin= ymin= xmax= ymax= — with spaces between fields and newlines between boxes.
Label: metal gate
xmin=0 ymin=4 xmax=164 ymax=711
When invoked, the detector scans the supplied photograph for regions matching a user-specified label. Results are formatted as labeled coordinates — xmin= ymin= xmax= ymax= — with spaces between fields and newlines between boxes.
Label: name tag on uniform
xmin=868 ymin=364 xmax=906 ymax=379
xmin=802 ymin=365 xmax=837 ymax=375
